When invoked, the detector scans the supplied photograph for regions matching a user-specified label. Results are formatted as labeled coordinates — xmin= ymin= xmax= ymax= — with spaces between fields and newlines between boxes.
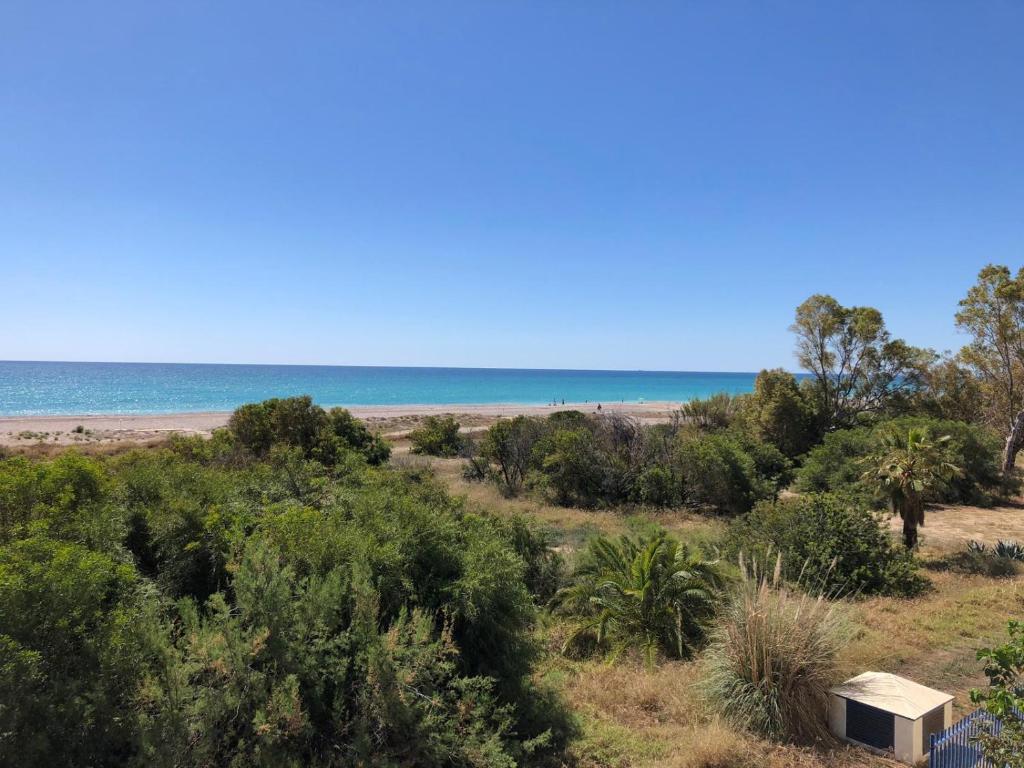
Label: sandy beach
xmin=0 ymin=401 xmax=681 ymax=447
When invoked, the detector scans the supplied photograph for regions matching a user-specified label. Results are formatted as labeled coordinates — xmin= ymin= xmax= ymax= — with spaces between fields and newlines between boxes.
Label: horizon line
xmin=0 ymin=359 xmax=808 ymax=376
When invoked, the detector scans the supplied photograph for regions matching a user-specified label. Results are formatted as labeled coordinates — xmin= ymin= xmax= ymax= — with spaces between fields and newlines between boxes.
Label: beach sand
xmin=0 ymin=401 xmax=681 ymax=447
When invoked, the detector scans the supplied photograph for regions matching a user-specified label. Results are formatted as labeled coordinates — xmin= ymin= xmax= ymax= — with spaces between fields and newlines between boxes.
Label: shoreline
xmin=0 ymin=401 xmax=682 ymax=446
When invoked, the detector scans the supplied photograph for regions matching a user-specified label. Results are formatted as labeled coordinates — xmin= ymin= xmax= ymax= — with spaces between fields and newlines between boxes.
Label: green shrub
xmin=479 ymin=416 xmax=546 ymax=495
xmin=679 ymin=392 xmax=744 ymax=431
xmin=971 ymin=620 xmax=1024 ymax=767
xmin=409 ymin=415 xmax=465 ymax=457
xmin=728 ymin=493 xmax=925 ymax=596
xmin=227 ymin=396 xmax=390 ymax=466
xmin=540 ymin=428 xmax=609 ymax=507
xmin=948 ymin=541 xmax=1022 ymax=578
xmin=701 ymin=555 xmax=847 ymax=743
xmin=0 ymin=536 xmax=153 ymax=767
xmin=794 ymin=427 xmax=874 ymax=497
xmin=0 ymin=418 xmax=570 ymax=765
xmin=675 ymin=433 xmax=777 ymax=515
xmin=555 ymin=531 xmax=724 ymax=665
xmin=494 ymin=516 xmax=564 ymax=602
xmin=635 ymin=465 xmax=680 ymax=507
xmin=795 ymin=416 xmax=1013 ymax=506
xmin=744 ymin=369 xmax=817 ymax=458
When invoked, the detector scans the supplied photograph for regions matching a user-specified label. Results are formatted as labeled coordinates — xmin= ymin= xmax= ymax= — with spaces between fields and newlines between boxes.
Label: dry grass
xmin=421 ymin=452 xmax=1023 ymax=766
xmin=36 ymin=432 xmax=1016 ymax=767
xmin=424 ymin=454 xmax=728 ymax=562
xmin=550 ymin=657 xmax=894 ymax=767
xmin=887 ymin=502 xmax=1024 ymax=552
xmin=842 ymin=568 xmax=1024 ymax=714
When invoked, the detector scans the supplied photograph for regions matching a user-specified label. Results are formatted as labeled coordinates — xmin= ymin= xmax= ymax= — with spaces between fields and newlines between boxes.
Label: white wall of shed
xmin=895 ymin=715 xmax=915 ymax=763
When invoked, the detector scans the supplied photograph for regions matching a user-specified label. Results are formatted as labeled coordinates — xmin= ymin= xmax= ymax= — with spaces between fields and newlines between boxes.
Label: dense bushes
xmin=475 ymin=412 xmax=787 ymax=514
xmin=742 ymin=369 xmax=817 ymax=458
xmin=409 ymin=415 xmax=465 ymax=457
xmin=796 ymin=416 xmax=1012 ymax=505
xmin=228 ymin=395 xmax=390 ymax=466
xmin=0 ymin=399 xmax=569 ymax=766
xmin=0 ymin=536 xmax=151 ymax=767
xmin=728 ymin=493 xmax=925 ymax=596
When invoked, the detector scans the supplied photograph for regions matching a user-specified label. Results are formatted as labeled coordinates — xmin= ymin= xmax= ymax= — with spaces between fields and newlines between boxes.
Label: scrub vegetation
xmin=3 ymin=265 xmax=1024 ymax=765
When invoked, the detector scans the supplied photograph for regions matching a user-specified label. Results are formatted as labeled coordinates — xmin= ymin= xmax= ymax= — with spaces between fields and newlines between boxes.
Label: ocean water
xmin=0 ymin=361 xmax=771 ymax=416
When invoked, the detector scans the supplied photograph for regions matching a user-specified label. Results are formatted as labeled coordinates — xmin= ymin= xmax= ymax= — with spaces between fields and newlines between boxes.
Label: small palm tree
xmin=862 ymin=427 xmax=961 ymax=550
xmin=555 ymin=532 xmax=723 ymax=667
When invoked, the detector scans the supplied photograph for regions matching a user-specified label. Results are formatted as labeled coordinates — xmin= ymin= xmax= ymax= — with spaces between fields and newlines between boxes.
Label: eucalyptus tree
xmin=790 ymin=294 xmax=934 ymax=433
xmin=956 ymin=264 xmax=1024 ymax=472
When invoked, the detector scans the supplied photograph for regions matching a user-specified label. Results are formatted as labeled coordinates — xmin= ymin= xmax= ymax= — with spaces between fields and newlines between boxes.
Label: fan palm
xmin=862 ymin=426 xmax=961 ymax=549
xmin=555 ymin=532 xmax=723 ymax=667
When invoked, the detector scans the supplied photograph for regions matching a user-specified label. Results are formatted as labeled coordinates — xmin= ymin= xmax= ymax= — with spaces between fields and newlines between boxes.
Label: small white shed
xmin=828 ymin=671 xmax=953 ymax=764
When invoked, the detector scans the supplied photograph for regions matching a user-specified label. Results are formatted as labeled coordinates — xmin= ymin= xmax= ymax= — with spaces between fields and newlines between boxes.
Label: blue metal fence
xmin=928 ymin=710 xmax=1001 ymax=768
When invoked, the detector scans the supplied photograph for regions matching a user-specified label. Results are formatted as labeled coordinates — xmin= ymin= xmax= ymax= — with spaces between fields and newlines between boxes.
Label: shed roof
xmin=830 ymin=672 xmax=953 ymax=720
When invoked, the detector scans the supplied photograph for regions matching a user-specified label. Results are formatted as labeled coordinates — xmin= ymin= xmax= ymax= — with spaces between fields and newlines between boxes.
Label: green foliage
xmin=0 ymin=452 xmax=114 ymax=547
xmin=970 ymin=620 xmax=1024 ymax=768
xmin=479 ymin=416 xmax=546 ymax=495
xmin=953 ymin=541 xmax=1022 ymax=578
xmin=555 ymin=532 xmax=724 ymax=666
xmin=791 ymin=294 xmax=935 ymax=431
xmin=743 ymin=369 xmax=817 ymax=458
xmin=728 ymin=494 xmax=925 ymax=597
xmin=675 ymin=432 xmax=782 ymax=516
xmin=862 ymin=425 xmax=962 ymax=549
xmin=321 ymin=406 xmax=391 ymax=465
xmin=795 ymin=428 xmax=874 ymax=497
xmin=541 ymin=428 xmax=608 ymax=507
xmin=795 ymin=416 xmax=1012 ymax=507
xmin=0 ymin=405 xmax=570 ymax=766
xmin=921 ymin=356 xmax=986 ymax=424
xmin=228 ymin=396 xmax=390 ymax=466
xmin=679 ymin=392 xmax=744 ymax=432
xmin=476 ymin=411 xmax=786 ymax=513
xmin=956 ymin=265 xmax=1024 ymax=435
xmin=702 ymin=555 xmax=847 ymax=744
xmin=409 ymin=415 xmax=465 ymax=457
xmin=141 ymin=542 xmax=536 ymax=768
xmin=493 ymin=516 xmax=565 ymax=603
xmin=0 ymin=536 xmax=153 ymax=766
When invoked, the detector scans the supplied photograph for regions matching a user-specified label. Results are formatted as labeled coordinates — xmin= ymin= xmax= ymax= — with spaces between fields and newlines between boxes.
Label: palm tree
xmin=555 ymin=532 xmax=723 ymax=667
xmin=862 ymin=427 xmax=961 ymax=550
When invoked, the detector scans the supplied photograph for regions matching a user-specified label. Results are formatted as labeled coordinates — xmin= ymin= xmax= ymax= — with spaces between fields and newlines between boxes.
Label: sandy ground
xmin=888 ymin=502 xmax=1024 ymax=551
xmin=0 ymin=401 xmax=681 ymax=447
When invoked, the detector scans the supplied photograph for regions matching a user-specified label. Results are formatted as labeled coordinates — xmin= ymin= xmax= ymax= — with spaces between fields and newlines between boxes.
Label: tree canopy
xmin=791 ymin=294 xmax=934 ymax=432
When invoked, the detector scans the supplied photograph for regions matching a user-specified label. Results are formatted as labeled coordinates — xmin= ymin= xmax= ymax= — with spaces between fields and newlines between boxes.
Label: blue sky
xmin=1 ymin=2 xmax=1021 ymax=371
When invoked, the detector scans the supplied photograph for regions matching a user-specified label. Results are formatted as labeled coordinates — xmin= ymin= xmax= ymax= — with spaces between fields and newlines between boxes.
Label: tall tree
xmin=791 ymin=295 xmax=934 ymax=432
xmin=862 ymin=426 xmax=960 ymax=549
xmin=744 ymin=368 xmax=816 ymax=458
xmin=955 ymin=264 xmax=1024 ymax=472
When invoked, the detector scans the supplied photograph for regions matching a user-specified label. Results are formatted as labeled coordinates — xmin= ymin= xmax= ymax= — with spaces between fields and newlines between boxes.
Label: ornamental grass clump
xmin=701 ymin=552 xmax=848 ymax=744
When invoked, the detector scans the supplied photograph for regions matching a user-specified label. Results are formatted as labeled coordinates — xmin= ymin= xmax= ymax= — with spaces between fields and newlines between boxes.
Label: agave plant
xmin=994 ymin=540 xmax=1024 ymax=561
xmin=968 ymin=540 xmax=988 ymax=554
xmin=555 ymin=531 xmax=724 ymax=666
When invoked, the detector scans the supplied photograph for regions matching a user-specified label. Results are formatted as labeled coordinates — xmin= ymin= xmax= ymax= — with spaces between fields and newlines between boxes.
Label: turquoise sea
xmin=0 ymin=361 xmax=776 ymax=416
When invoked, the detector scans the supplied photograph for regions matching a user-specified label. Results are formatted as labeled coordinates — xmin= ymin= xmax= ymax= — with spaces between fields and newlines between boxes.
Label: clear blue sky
xmin=2 ymin=2 xmax=1021 ymax=371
